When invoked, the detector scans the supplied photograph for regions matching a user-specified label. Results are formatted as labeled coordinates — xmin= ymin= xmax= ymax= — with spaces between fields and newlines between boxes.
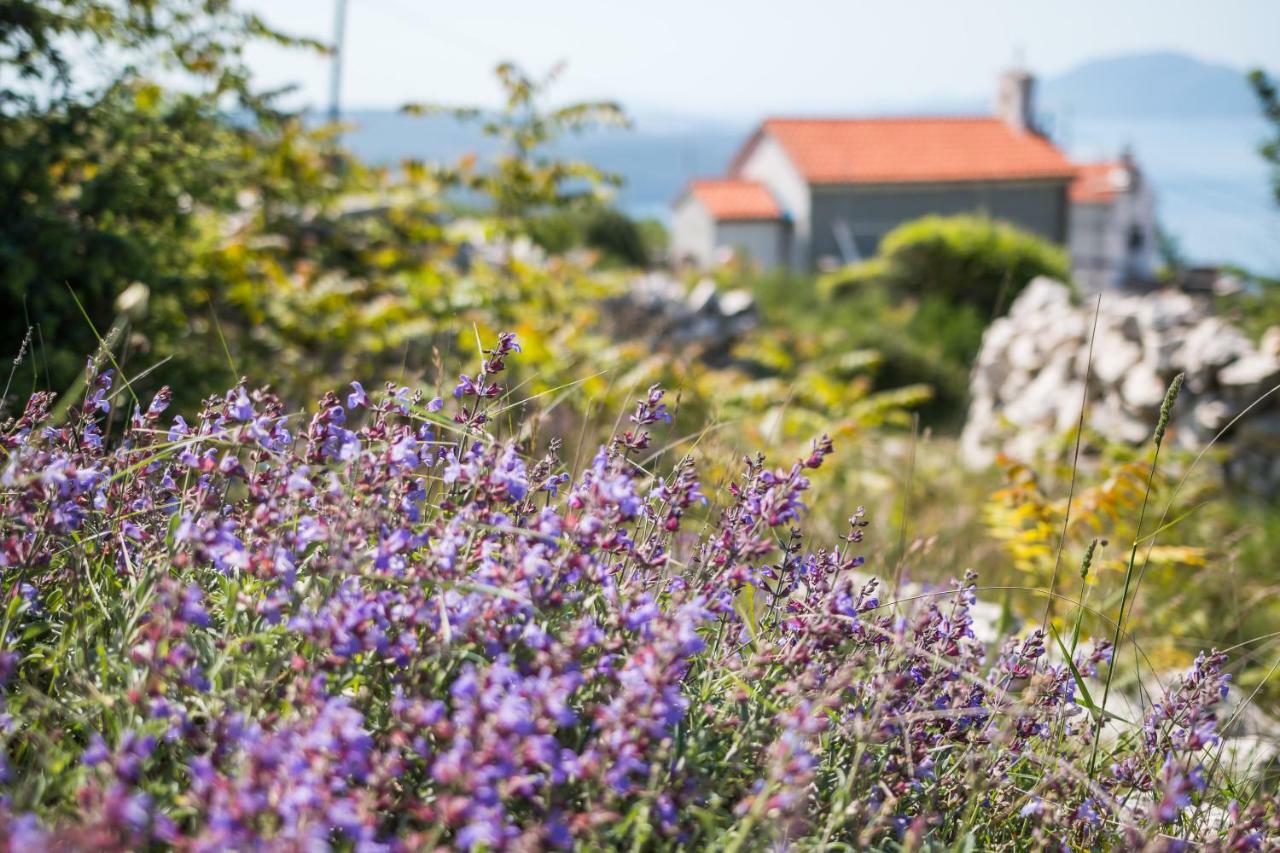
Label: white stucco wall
xmin=1116 ymin=178 xmax=1159 ymax=281
xmin=1069 ymin=201 xmax=1115 ymax=293
xmin=1068 ymin=176 xmax=1158 ymax=293
xmin=670 ymin=195 xmax=716 ymax=267
xmin=716 ymin=220 xmax=788 ymax=270
xmin=732 ymin=133 xmax=810 ymax=270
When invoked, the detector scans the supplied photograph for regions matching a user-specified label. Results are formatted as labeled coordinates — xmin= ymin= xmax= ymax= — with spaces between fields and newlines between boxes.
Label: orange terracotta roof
xmin=739 ymin=117 xmax=1076 ymax=185
xmin=1070 ymin=161 xmax=1131 ymax=203
xmin=684 ymin=179 xmax=782 ymax=220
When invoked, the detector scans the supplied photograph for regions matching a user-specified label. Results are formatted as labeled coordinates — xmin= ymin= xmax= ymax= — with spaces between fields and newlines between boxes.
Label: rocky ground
xmin=962 ymin=278 xmax=1280 ymax=495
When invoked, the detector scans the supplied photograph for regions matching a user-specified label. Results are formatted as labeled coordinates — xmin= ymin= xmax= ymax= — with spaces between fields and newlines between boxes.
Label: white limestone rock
xmin=1261 ymin=326 xmax=1280 ymax=359
xmin=1090 ymin=329 xmax=1143 ymax=384
xmin=1006 ymin=334 xmax=1041 ymax=371
xmin=1219 ymin=353 xmax=1280 ymax=388
xmin=961 ymin=278 xmax=1280 ymax=495
xmin=1120 ymin=361 xmax=1168 ymax=410
xmin=1136 ymin=288 xmax=1198 ymax=332
xmin=718 ymin=289 xmax=755 ymax=317
xmin=1192 ymin=399 xmax=1233 ymax=433
xmin=1181 ymin=318 xmax=1253 ymax=380
xmin=1008 ymin=276 xmax=1072 ymax=320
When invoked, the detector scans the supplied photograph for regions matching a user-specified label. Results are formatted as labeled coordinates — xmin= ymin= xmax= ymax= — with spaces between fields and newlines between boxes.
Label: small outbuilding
xmin=669 ymin=179 xmax=789 ymax=270
xmin=1068 ymin=154 xmax=1159 ymax=293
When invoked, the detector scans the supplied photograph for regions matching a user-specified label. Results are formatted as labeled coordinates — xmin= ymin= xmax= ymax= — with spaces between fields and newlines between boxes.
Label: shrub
xmin=0 ymin=336 xmax=1274 ymax=848
xmin=0 ymin=0 xmax=328 ymax=395
xmin=583 ymin=208 xmax=651 ymax=267
xmin=750 ymin=268 xmax=968 ymax=426
xmin=1214 ymin=268 xmax=1280 ymax=343
xmin=805 ymin=216 xmax=1070 ymax=422
xmin=2 ymin=1 xmax=636 ymax=410
xmin=527 ymin=207 xmax=653 ymax=267
xmin=819 ymin=214 xmax=1071 ymax=318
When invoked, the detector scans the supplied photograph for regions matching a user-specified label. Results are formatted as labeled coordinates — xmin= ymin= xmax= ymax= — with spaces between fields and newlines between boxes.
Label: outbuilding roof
xmin=1070 ymin=161 xmax=1132 ymax=203
xmin=733 ymin=117 xmax=1077 ymax=185
xmin=683 ymin=179 xmax=782 ymax=220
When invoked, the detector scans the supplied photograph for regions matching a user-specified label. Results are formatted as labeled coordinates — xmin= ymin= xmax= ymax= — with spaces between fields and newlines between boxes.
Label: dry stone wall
xmin=962 ymin=278 xmax=1280 ymax=495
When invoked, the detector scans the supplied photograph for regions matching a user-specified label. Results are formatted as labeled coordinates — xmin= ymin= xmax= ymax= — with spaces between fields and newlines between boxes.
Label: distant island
xmin=1040 ymin=51 xmax=1265 ymax=118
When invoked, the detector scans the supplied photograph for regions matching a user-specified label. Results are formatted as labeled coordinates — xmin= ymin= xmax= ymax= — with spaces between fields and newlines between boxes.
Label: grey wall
xmin=808 ymin=181 xmax=1069 ymax=267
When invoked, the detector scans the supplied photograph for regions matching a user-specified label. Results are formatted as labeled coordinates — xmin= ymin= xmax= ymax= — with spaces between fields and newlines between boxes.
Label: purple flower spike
xmin=228 ymin=387 xmax=254 ymax=422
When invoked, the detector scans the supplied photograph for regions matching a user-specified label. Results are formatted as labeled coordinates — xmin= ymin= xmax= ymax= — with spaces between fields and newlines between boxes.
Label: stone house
xmin=671 ymin=70 xmax=1157 ymax=291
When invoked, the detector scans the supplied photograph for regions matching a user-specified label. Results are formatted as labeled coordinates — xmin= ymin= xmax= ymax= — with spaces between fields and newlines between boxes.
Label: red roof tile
xmin=1070 ymin=161 xmax=1131 ymax=203
xmin=685 ymin=179 xmax=782 ymax=220
xmin=739 ymin=117 xmax=1076 ymax=185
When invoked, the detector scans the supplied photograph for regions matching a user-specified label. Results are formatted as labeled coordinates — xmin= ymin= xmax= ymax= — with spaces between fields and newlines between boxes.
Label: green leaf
xmin=1050 ymin=624 xmax=1129 ymax=726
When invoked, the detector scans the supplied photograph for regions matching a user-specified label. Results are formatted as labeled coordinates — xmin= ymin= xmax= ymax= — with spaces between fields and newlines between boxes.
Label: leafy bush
xmin=793 ymin=216 xmax=1071 ymax=423
xmin=0 ymin=3 xmax=640 ymax=412
xmin=402 ymin=62 xmax=629 ymax=225
xmin=1215 ymin=270 xmax=1280 ymax=343
xmin=583 ymin=208 xmax=651 ymax=267
xmin=819 ymin=214 xmax=1071 ymax=318
xmin=527 ymin=207 xmax=653 ymax=267
xmin=749 ymin=268 xmax=970 ymax=426
xmin=1250 ymin=69 xmax=1280 ymax=205
xmin=0 ymin=0 xmax=328 ymax=395
xmin=1 ymin=337 xmax=1275 ymax=848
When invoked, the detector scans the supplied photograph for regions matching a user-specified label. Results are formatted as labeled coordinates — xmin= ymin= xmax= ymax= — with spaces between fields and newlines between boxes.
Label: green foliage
xmin=1213 ymin=269 xmax=1280 ymax=343
xmin=1250 ymin=69 xmax=1280 ymax=206
xmin=798 ymin=215 xmax=1071 ymax=423
xmin=0 ymin=0 xmax=323 ymax=395
xmin=583 ymin=207 xmax=650 ymax=267
xmin=751 ymin=268 xmax=967 ymax=427
xmin=402 ymin=62 xmax=630 ymax=224
xmin=979 ymin=433 xmax=1280 ymax=695
xmin=527 ymin=206 xmax=653 ymax=267
xmin=635 ymin=216 xmax=669 ymax=262
xmin=820 ymin=214 xmax=1071 ymax=317
xmin=0 ymin=6 xmax=641 ymax=414
xmin=525 ymin=210 xmax=581 ymax=255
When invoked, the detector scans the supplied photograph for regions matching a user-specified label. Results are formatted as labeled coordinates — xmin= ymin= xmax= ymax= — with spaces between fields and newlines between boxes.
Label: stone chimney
xmin=996 ymin=68 xmax=1036 ymax=134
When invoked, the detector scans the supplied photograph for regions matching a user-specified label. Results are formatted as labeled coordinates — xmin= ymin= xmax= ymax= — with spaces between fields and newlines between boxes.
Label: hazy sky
xmin=243 ymin=1 xmax=1280 ymax=119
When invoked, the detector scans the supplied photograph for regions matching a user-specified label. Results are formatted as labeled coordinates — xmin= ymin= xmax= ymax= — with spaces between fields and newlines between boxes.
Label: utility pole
xmin=328 ymin=0 xmax=349 ymax=125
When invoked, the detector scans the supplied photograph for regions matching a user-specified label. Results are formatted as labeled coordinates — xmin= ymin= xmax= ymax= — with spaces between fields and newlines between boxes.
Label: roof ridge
xmin=750 ymin=114 xmax=1075 ymax=185
xmin=690 ymin=177 xmax=766 ymax=185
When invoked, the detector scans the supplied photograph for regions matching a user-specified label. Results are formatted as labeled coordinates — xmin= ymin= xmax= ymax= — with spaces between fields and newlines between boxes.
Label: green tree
xmin=403 ymin=62 xmax=631 ymax=225
xmin=1249 ymin=69 xmax=1280 ymax=206
xmin=0 ymin=0 xmax=322 ymax=396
